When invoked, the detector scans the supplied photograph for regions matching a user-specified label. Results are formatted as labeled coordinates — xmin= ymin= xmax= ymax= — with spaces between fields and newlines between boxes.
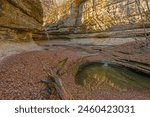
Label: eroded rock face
xmin=0 ymin=0 xmax=43 ymax=41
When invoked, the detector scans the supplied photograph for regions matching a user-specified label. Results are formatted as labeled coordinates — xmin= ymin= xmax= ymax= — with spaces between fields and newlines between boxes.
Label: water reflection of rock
xmin=76 ymin=62 xmax=150 ymax=91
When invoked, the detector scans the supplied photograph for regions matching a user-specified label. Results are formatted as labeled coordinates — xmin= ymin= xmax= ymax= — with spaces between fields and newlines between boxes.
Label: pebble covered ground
xmin=0 ymin=49 xmax=150 ymax=100
xmin=0 ymin=40 xmax=150 ymax=100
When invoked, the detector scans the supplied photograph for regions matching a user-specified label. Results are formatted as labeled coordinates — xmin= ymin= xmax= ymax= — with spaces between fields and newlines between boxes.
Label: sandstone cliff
xmin=0 ymin=0 xmax=43 ymax=41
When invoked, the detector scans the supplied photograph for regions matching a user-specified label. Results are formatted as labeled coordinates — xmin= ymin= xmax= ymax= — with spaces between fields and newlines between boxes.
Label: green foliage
xmin=58 ymin=57 xmax=69 ymax=68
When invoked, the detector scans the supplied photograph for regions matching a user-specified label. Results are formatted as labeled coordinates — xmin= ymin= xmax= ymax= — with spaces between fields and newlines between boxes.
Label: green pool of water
xmin=75 ymin=62 xmax=150 ymax=90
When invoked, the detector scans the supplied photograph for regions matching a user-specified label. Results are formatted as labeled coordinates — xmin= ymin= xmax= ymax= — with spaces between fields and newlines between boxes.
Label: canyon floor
xmin=0 ymin=37 xmax=150 ymax=100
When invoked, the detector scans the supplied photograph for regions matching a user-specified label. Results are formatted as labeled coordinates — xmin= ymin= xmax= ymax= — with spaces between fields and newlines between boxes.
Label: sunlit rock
xmin=0 ymin=0 xmax=43 ymax=41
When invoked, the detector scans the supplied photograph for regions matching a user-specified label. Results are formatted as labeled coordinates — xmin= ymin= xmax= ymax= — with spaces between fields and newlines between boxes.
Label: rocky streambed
xmin=0 ymin=37 xmax=150 ymax=100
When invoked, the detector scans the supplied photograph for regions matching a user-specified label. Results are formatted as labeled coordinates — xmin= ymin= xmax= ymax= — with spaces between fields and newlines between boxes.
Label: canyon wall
xmin=44 ymin=0 xmax=150 ymax=33
xmin=0 ymin=0 xmax=43 ymax=41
